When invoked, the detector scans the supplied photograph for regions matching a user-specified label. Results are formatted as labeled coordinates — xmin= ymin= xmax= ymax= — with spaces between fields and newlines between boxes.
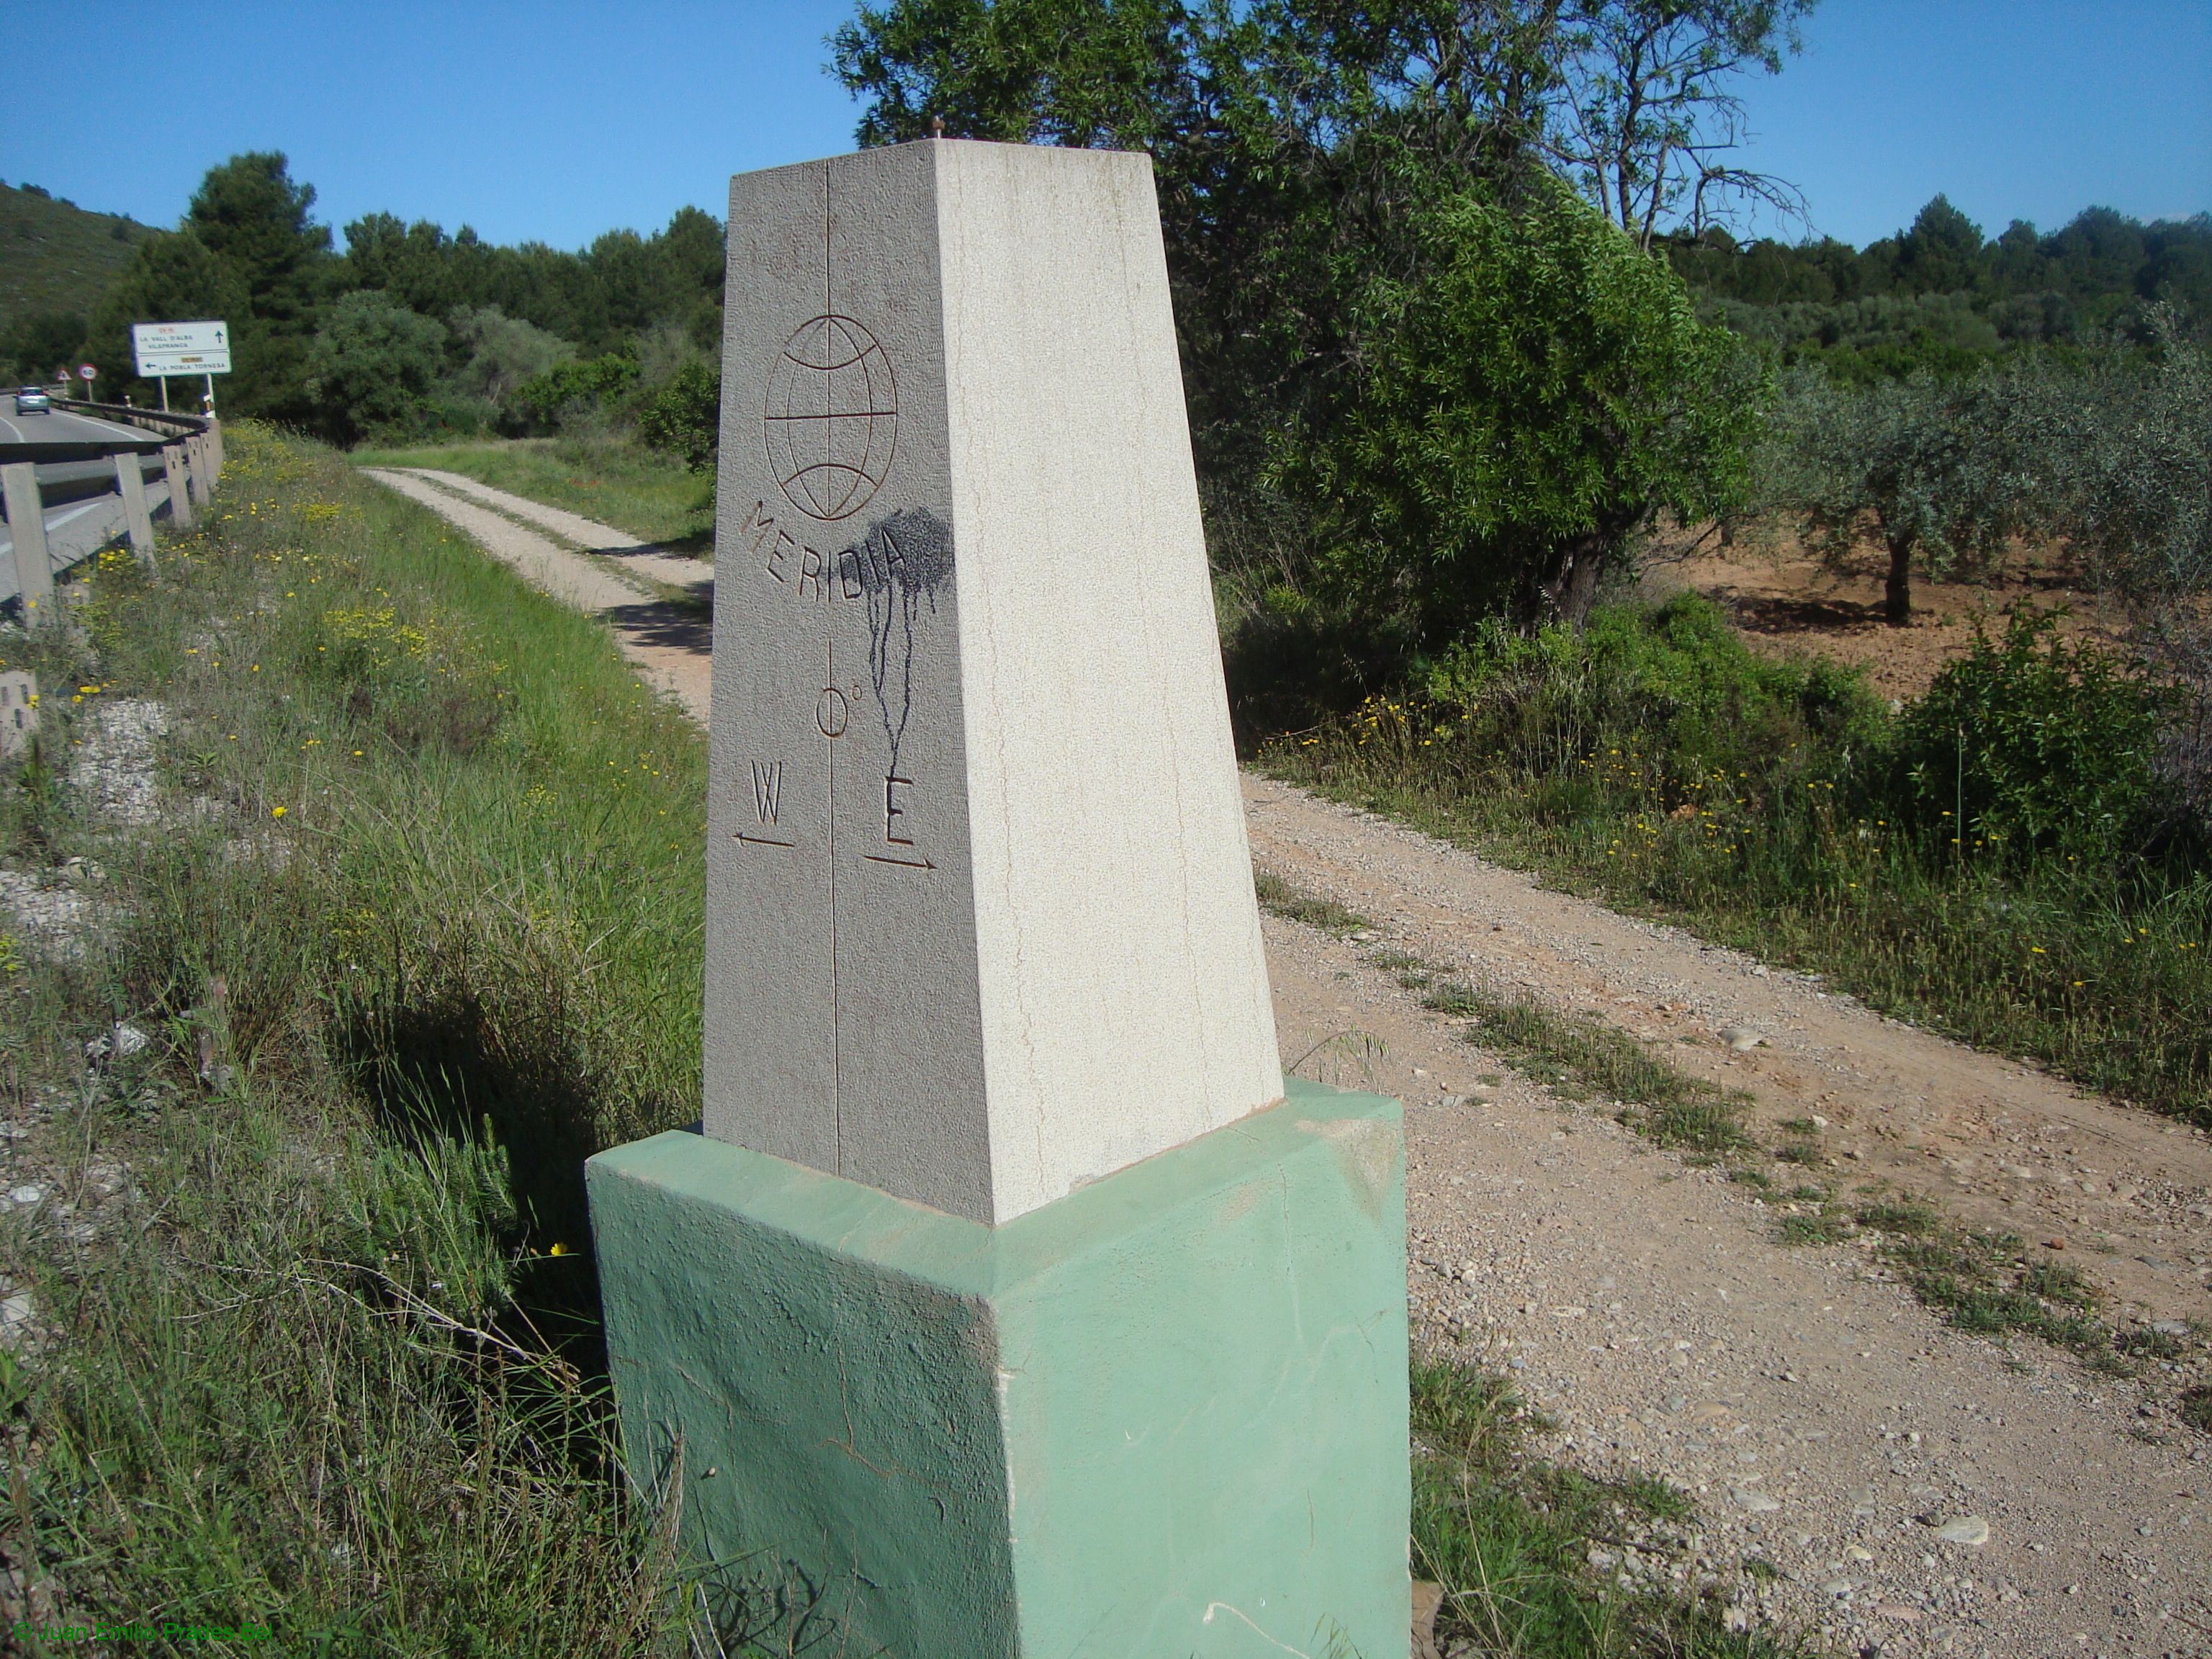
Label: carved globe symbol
xmin=764 ymin=315 xmax=897 ymax=521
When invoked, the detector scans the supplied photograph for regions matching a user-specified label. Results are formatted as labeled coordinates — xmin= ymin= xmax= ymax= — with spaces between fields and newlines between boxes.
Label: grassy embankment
xmin=0 ymin=427 xmax=738 ymax=1651
xmin=0 ymin=431 xmax=1816 ymax=1655
xmin=350 ymin=436 xmax=715 ymax=552
xmin=1256 ymin=593 xmax=2212 ymax=1130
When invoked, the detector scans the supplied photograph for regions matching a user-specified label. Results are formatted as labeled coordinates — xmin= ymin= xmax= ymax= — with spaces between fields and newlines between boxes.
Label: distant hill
xmin=0 ymin=181 xmax=158 ymax=336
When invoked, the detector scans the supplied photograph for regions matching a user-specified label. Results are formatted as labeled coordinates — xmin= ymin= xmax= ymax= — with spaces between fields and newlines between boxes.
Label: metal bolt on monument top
xmin=584 ymin=138 xmax=1411 ymax=1656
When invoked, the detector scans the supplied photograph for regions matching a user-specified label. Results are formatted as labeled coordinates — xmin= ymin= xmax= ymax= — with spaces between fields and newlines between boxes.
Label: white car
xmin=13 ymin=387 xmax=51 ymax=414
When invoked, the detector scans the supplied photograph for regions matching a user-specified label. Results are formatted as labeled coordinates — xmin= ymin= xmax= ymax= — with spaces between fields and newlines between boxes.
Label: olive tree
xmin=2054 ymin=308 xmax=2211 ymax=603
xmin=1765 ymin=366 xmax=2049 ymax=624
xmin=1773 ymin=313 xmax=2210 ymax=626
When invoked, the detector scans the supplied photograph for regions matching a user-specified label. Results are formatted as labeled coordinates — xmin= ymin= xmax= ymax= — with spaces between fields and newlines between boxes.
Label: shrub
xmin=1272 ymin=183 xmax=1763 ymax=637
xmin=510 ymin=353 xmax=639 ymax=433
xmin=1419 ymin=591 xmax=1881 ymax=796
xmin=1262 ymin=594 xmax=2212 ymax=1122
xmin=637 ymin=360 xmax=721 ymax=472
xmin=1884 ymin=608 xmax=2176 ymax=863
xmin=304 ymin=289 xmax=449 ymax=444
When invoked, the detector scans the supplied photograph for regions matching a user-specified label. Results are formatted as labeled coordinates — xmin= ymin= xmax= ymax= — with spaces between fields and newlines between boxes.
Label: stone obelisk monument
xmin=587 ymin=139 xmax=1409 ymax=1657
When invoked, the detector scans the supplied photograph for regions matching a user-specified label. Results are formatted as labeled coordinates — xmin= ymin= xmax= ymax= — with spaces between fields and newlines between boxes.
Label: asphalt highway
xmin=0 ymin=398 xmax=156 ymax=449
xmin=0 ymin=394 xmax=179 ymax=600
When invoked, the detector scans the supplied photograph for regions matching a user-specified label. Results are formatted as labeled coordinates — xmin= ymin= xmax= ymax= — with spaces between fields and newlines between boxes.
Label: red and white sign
xmin=77 ymin=364 xmax=96 ymax=381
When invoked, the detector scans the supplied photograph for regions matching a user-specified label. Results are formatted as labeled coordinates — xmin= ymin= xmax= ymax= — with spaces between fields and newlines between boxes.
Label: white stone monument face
xmin=705 ymin=140 xmax=1282 ymax=1225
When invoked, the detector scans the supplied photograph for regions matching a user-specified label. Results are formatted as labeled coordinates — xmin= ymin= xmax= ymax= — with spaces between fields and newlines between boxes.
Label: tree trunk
xmin=1543 ymin=532 xmax=1609 ymax=631
xmin=1884 ymin=533 xmax=1913 ymax=626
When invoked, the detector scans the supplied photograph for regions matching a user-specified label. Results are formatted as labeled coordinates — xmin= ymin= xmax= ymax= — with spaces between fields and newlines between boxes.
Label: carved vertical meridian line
xmin=823 ymin=168 xmax=842 ymax=1173
xmin=825 ymin=637 xmax=842 ymax=1172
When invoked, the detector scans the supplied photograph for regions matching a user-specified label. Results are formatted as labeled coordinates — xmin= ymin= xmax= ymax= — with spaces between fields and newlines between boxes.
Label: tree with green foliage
xmin=1666 ymin=202 xmax=2212 ymax=384
xmin=510 ymin=354 xmax=641 ymax=433
xmin=1883 ymin=194 xmax=1990 ymax=297
xmin=0 ymin=309 xmax=88 ymax=382
xmin=833 ymin=0 xmax=1811 ymax=501
xmin=304 ymin=290 xmax=449 ymax=444
xmin=2049 ymin=307 xmax=2211 ymax=603
xmin=184 ymin=153 xmax=336 ymax=420
xmin=446 ymin=306 xmax=575 ymax=406
xmin=1767 ymin=364 xmax=2056 ymax=624
xmin=83 ymin=230 xmax=251 ymax=399
xmin=1272 ymin=183 xmax=1763 ymax=636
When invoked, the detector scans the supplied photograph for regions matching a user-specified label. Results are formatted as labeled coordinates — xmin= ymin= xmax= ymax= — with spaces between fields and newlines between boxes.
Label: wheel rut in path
xmin=366 ymin=468 xmax=2212 ymax=1652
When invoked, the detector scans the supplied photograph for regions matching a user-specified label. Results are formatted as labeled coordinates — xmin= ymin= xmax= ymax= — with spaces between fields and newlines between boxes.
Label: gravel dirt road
xmin=1248 ymin=775 xmax=2210 ymax=1657
xmin=369 ymin=469 xmax=2212 ymax=1655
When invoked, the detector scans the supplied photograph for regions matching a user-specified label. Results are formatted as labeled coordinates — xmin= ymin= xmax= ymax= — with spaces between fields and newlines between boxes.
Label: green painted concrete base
xmin=585 ymin=1079 xmax=1411 ymax=1658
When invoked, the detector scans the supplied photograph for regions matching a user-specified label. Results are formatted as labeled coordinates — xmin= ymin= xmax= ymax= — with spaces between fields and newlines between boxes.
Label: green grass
xmin=351 ymin=435 xmax=715 ymax=552
xmin=0 ymin=427 xmax=822 ymax=1652
xmin=1372 ymin=949 xmax=1755 ymax=1157
xmin=1254 ymin=867 xmax=1374 ymax=937
xmin=1411 ymin=1355 xmax=1809 ymax=1657
xmin=2182 ymin=1387 xmax=2212 ymax=1432
xmin=1256 ymin=595 xmax=2212 ymax=1126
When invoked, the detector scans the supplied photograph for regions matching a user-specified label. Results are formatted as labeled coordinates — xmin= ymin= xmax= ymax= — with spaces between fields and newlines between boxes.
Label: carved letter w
xmin=751 ymin=761 xmax=783 ymax=824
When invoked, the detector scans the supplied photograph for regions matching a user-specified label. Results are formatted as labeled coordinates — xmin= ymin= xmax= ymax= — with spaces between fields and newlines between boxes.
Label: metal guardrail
xmin=0 ymin=400 xmax=223 ymax=621
xmin=50 ymin=397 xmax=212 ymax=435
xmin=6 ymin=398 xmax=213 ymax=464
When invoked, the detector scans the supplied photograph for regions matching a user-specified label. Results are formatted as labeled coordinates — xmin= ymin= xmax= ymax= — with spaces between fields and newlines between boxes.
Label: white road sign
xmin=132 ymin=320 xmax=232 ymax=377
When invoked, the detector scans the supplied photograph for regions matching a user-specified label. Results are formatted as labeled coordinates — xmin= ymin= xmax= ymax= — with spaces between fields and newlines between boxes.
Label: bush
xmin=637 ymin=360 xmax=720 ymax=471
xmin=447 ymin=305 xmax=575 ymax=415
xmin=1419 ymin=592 xmax=1880 ymax=798
xmin=1261 ymin=595 xmax=2212 ymax=1122
xmin=1273 ymin=184 xmax=1763 ymax=636
xmin=305 ymin=289 xmax=449 ymax=444
xmin=1885 ymin=609 xmax=2177 ymax=863
xmin=510 ymin=353 xmax=639 ymax=433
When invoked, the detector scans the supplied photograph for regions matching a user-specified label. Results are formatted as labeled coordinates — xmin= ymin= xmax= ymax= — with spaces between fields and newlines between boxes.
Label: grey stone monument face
xmin=704 ymin=140 xmax=1282 ymax=1224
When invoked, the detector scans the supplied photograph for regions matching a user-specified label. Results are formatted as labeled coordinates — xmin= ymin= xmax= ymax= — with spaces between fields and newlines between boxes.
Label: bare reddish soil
xmin=1644 ymin=526 xmax=2132 ymax=701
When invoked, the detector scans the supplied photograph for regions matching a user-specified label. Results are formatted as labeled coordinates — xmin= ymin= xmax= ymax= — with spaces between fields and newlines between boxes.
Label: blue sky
xmin=3 ymin=1 xmax=2205 ymax=253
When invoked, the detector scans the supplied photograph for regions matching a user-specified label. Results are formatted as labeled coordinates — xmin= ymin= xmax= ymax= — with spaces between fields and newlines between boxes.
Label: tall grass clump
xmin=9 ymin=1074 xmax=689 ymax=1651
xmin=0 ymin=426 xmax=833 ymax=1650
xmin=1261 ymin=593 xmax=2212 ymax=1123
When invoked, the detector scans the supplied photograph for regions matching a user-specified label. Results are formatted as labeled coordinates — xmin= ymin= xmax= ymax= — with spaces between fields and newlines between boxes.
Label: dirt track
xmin=371 ymin=469 xmax=2212 ymax=1656
xmin=361 ymin=468 xmax=713 ymax=719
xmin=1248 ymin=774 xmax=2210 ymax=1657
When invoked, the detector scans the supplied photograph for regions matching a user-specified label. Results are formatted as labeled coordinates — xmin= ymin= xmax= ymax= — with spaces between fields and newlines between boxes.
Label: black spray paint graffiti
xmin=837 ymin=508 xmax=954 ymax=776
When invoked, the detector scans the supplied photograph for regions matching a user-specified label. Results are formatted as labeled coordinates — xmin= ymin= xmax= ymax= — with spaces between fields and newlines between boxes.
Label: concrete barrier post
xmin=114 ymin=452 xmax=158 ymax=568
xmin=1 ymin=463 xmax=57 ymax=628
xmin=206 ymin=418 xmax=225 ymax=473
xmin=186 ymin=435 xmax=210 ymax=507
xmin=161 ymin=444 xmax=194 ymax=531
